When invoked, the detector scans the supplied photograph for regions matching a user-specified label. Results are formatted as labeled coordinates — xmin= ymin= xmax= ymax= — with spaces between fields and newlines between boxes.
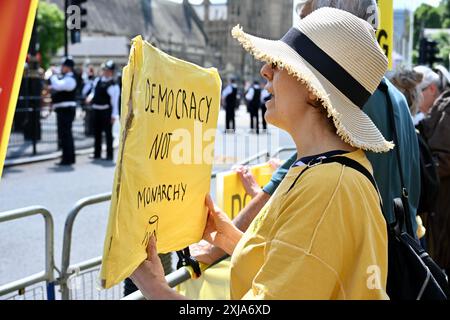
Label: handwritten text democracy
xmin=144 ymin=78 xmax=213 ymax=124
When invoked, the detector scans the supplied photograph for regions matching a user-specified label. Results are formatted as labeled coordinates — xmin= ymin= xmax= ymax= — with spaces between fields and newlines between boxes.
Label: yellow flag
xmin=100 ymin=36 xmax=221 ymax=289
xmin=376 ymin=0 xmax=394 ymax=70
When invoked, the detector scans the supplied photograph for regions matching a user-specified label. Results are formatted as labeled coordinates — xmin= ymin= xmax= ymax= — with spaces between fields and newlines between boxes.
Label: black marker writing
xmin=142 ymin=215 xmax=159 ymax=247
xmin=149 ymin=132 xmax=173 ymax=160
xmin=137 ymin=183 xmax=187 ymax=209
xmin=144 ymin=80 xmax=212 ymax=124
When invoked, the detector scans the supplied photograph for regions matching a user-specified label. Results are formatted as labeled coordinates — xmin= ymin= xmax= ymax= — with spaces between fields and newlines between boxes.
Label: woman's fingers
xmin=205 ymin=193 xmax=221 ymax=214
xmin=205 ymin=194 xmax=215 ymax=212
xmin=146 ymin=234 xmax=158 ymax=261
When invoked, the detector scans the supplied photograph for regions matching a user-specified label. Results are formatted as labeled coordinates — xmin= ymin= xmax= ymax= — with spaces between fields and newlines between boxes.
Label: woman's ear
xmin=307 ymin=91 xmax=321 ymax=108
xmin=308 ymin=91 xmax=317 ymax=102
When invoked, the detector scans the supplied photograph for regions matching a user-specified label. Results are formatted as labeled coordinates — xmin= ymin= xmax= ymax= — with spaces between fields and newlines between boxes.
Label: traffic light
xmin=418 ymin=38 xmax=442 ymax=67
xmin=69 ymin=0 xmax=88 ymax=44
xmin=427 ymin=40 xmax=442 ymax=66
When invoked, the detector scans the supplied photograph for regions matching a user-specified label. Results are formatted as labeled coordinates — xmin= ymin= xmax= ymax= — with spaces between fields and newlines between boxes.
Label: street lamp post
xmin=64 ymin=0 xmax=68 ymax=56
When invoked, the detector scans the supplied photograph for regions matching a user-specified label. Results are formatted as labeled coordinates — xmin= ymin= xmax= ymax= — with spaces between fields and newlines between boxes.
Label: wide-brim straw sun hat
xmin=232 ymin=7 xmax=394 ymax=153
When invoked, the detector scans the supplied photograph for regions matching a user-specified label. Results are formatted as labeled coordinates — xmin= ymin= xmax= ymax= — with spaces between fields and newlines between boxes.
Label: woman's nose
xmin=260 ymin=63 xmax=273 ymax=81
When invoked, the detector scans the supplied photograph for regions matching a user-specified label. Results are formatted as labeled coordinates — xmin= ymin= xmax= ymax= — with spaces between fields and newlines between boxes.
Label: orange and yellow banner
xmin=0 ymin=0 xmax=38 ymax=179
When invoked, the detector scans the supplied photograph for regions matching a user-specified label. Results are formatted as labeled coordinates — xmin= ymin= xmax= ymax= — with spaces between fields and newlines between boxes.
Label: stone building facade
xmin=49 ymin=0 xmax=293 ymax=81
xmin=198 ymin=0 xmax=293 ymax=81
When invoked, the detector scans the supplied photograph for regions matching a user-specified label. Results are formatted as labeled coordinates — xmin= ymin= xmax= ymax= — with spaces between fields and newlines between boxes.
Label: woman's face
xmin=260 ymin=63 xmax=312 ymax=131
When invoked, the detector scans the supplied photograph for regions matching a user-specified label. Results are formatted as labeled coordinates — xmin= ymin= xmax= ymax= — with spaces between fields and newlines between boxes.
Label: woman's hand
xmin=130 ymin=235 xmax=186 ymax=300
xmin=234 ymin=165 xmax=262 ymax=198
xmin=190 ymin=240 xmax=227 ymax=265
xmin=268 ymin=158 xmax=282 ymax=170
xmin=203 ymin=194 xmax=243 ymax=256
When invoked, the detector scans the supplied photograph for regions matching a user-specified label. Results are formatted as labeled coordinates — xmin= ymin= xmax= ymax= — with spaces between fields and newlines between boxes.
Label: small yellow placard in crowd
xmin=216 ymin=163 xmax=275 ymax=219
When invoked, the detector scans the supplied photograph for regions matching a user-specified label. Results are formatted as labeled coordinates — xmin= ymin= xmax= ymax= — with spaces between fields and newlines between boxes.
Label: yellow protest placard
xmin=376 ymin=0 xmax=394 ymax=70
xmin=100 ymin=36 xmax=221 ymax=289
xmin=216 ymin=163 xmax=275 ymax=219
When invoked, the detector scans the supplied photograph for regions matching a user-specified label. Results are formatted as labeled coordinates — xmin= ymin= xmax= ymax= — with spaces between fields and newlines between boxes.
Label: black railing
xmin=7 ymin=96 xmax=95 ymax=160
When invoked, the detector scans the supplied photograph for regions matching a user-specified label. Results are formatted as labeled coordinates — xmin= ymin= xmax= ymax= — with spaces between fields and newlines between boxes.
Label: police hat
xmin=102 ymin=60 xmax=116 ymax=71
xmin=61 ymin=56 xmax=75 ymax=69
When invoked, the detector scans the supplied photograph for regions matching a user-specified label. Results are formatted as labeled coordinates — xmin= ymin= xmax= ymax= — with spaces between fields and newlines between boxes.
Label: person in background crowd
xmin=245 ymin=80 xmax=262 ymax=134
xmin=82 ymin=65 xmax=96 ymax=99
xmin=81 ymin=65 xmax=97 ymax=137
xmin=189 ymin=0 xmax=421 ymax=268
xmin=417 ymin=65 xmax=450 ymax=277
xmin=389 ymin=69 xmax=423 ymax=117
xmin=413 ymin=66 xmax=441 ymax=126
xmin=260 ymin=85 xmax=270 ymax=132
xmin=86 ymin=60 xmax=120 ymax=161
xmin=435 ymin=64 xmax=450 ymax=93
xmin=116 ymin=71 xmax=123 ymax=118
xmin=389 ymin=69 xmax=427 ymax=242
xmin=48 ymin=56 xmax=77 ymax=166
xmin=222 ymin=77 xmax=238 ymax=133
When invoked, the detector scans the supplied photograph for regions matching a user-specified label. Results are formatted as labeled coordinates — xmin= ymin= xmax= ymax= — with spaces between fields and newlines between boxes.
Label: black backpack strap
xmin=286 ymin=156 xmax=384 ymax=214
xmin=378 ymin=81 xmax=414 ymax=236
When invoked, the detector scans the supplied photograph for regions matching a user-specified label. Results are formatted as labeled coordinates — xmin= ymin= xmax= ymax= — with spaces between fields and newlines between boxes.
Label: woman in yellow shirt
xmin=130 ymin=8 xmax=393 ymax=300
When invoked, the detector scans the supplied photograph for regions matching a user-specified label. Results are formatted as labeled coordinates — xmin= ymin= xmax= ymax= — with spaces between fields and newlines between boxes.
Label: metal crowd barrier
xmin=0 ymin=206 xmax=56 ymax=300
xmin=59 ymin=192 xmax=112 ymax=300
xmin=57 ymin=150 xmax=272 ymax=300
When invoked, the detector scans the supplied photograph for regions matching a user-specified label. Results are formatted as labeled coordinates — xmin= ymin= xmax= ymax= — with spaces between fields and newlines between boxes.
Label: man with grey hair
xmin=413 ymin=66 xmax=442 ymax=124
xmin=192 ymin=0 xmax=421 ymax=269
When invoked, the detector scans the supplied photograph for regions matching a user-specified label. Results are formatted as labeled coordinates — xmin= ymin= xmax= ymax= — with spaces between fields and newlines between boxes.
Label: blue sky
xmin=395 ymin=0 xmax=440 ymax=9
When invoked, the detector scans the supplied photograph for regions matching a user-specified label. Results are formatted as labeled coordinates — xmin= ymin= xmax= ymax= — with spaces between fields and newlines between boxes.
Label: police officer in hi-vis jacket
xmin=49 ymin=56 xmax=77 ymax=166
xmin=86 ymin=60 xmax=120 ymax=161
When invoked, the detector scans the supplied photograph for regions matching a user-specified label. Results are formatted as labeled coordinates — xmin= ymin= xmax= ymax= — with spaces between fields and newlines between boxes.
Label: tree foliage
xmin=432 ymin=31 xmax=450 ymax=68
xmin=414 ymin=4 xmax=442 ymax=46
xmin=36 ymin=1 xmax=65 ymax=69
xmin=413 ymin=1 xmax=450 ymax=67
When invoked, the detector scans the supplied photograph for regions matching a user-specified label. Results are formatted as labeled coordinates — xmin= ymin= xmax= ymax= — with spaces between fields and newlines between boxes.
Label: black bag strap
xmin=378 ymin=81 xmax=414 ymax=236
xmin=176 ymin=247 xmax=201 ymax=278
xmin=287 ymin=156 xmax=384 ymax=214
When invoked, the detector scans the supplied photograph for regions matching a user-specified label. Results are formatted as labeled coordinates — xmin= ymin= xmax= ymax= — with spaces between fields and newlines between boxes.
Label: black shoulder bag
xmin=377 ymin=81 xmax=449 ymax=299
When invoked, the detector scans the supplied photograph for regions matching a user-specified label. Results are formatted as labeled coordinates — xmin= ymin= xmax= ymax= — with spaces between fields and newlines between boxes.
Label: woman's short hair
xmin=308 ymin=0 xmax=379 ymax=29
xmin=389 ymin=69 xmax=423 ymax=116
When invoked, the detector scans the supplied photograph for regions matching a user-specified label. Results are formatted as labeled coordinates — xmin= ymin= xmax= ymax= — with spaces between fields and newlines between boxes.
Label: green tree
xmin=36 ymin=1 xmax=65 ymax=69
xmin=414 ymin=4 xmax=442 ymax=48
xmin=432 ymin=31 xmax=450 ymax=68
xmin=441 ymin=0 xmax=450 ymax=28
